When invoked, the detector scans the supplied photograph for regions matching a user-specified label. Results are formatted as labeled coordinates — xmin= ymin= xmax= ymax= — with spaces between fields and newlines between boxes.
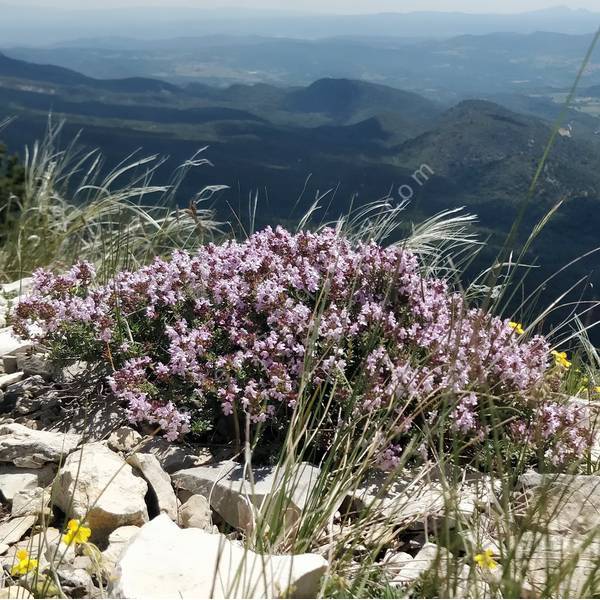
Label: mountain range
xmin=5 ymin=30 xmax=600 ymax=100
xmin=1 ymin=50 xmax=600 ymax=324
xmin=1 ymin=5 xmax=599 ymax=46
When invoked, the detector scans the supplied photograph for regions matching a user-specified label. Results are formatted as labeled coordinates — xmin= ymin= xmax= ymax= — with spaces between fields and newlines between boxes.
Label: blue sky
xmin=31 ymin=1 xmax=600 ymax=12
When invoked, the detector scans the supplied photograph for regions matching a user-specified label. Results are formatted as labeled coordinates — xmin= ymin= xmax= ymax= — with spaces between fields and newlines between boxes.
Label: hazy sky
xmin=23 ymin=0 xmax=600 ymax=13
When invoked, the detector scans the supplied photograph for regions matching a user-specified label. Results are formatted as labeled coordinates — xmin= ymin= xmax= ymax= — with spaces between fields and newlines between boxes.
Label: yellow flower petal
xmin=10 ymin=556 xmax=38 ymax=577
xmin=508 ymin=322 xmax=525 ymax=335
xmin=10 ymin=564 xmax=22 ymax=577
xmin=27 ymin=558 xmax=38 ymax=573
xmin=474 ymin=548 xmax=498 ymax=570
xmin=63 ymin=520 xmax=92 ymax=545
xmin=551 ymin=350 xmax=572 ymax=369
xmin=76 ymin=526 xmax=92 ymax=544
xmin=67 ymin=519 xmax=81 ymax=532
xmin=15 ymin=549 xmax=29 ymax=561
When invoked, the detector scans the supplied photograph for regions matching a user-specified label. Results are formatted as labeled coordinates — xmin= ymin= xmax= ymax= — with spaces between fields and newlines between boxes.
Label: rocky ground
xmin=0 ymin=323 xmax=329 ymax=598
xmin=0 ymin=280 xmax=600 ymax=598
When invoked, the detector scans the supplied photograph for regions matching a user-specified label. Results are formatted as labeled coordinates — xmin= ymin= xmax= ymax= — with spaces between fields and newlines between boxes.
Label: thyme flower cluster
xmin=12 ymin=227 xmax=586 ymax=463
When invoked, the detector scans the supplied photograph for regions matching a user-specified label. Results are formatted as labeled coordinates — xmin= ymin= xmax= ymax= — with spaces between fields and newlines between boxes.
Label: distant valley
xmin=5 ymin=31 xmax=600 ymax=102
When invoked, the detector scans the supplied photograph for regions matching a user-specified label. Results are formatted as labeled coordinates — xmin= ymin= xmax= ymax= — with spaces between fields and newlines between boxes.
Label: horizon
xmin=4 ymin=1 xmax=600 ymax=14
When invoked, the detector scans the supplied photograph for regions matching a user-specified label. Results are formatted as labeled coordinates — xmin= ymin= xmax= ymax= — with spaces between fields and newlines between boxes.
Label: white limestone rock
xmin=0 ymin=423 xmax=80 ymax=468
xmin=0 ymin=464 xmax=55 ymax=502
xmin=56 ymin=398 xmax=127 ymax=440
xmin=516 ymin=532 xmax=600 ymax=596
xmin=53 ymin=443 xmax=149 ymax=540
xmin=127 ymin=453 xmax=178 ymax=520
xmin=380 ymin=550 xmax=414 ymax=578
xmin=55 ymin=564 xmax=94 ymax=597
xmin=16 ymin=353 xmax=56 ymax=381
xmin=350 ymin=468 xmax=495 ymax=532
xmin=172 ymin=460 xmax=320 ymax=532
xmin=108 ymin=427 xmax=142 ymax=454
xmin=1 ymin=278 xmax=33 ymax=297
xmin=44 ymin=539 xmax=76 ymax=567
xmin=11 ymin=486 xmax=51 ymax=519
xmin=392 ymin=543 xmax=451 ymax=587
xmin=517 ymin=471 xmax=600 ymax=534
xmin=0 ymin=515 xmax=37 ymax=546
xmin=3 ymin=527 xmax=61 ymax=565
xmin=102 ymin=525 xmax=140 ymax=567
xmin=111 ymin=514 xmax=327 ymax=599
xmin=178 ymin=494 xmax=212 ymax=530
xmin=138 ymin=437 xmax=207 ymax=473
xmin=0 ymin=328 xmax=31 ymax=359
xmin=0 ymin=587 xmax=33 ymax=599
xmin=0 ymin=372 xmax=24 ymax=391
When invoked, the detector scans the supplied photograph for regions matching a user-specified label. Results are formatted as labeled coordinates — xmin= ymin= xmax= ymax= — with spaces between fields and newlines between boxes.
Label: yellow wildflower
xmin=474 ymin=548 xmax=498 ymax=570
xmin=508 ymin=322 xmax=525 ymax=335
xmin=551 ymin=350 xmax=572 ymax=369
xmin=595 ymin=386 xmax=600 ymax=394
xmin=10 ymin=549 xmax=38 ymax=576
xmin=62 ymin=519 xmax=92 ymax=546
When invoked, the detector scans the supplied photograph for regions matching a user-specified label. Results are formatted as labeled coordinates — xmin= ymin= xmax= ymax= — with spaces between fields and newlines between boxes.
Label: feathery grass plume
xmin=0 ymin=118 xmax=223 ymax=282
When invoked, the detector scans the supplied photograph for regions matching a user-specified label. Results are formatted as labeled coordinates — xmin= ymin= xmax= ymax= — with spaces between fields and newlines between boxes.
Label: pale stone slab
xmin=127 ymin=453 xmax=178 ymax=520
xmin=53 ymin=443 xmax=148 ymax=541
xmin=0 ymin=423 xmax=80 ymax=468
xmin=172 ymin=460 xmax=320 ymax=532
xmin=111 ymin=514 xmax=327 ymax=599
xmin=0 ymin=515 xmax=36 ymax=546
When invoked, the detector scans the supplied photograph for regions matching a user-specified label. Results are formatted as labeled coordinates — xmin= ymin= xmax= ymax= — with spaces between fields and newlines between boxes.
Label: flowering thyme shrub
xmin=12 ymin=227 xmax=589 ymax=464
